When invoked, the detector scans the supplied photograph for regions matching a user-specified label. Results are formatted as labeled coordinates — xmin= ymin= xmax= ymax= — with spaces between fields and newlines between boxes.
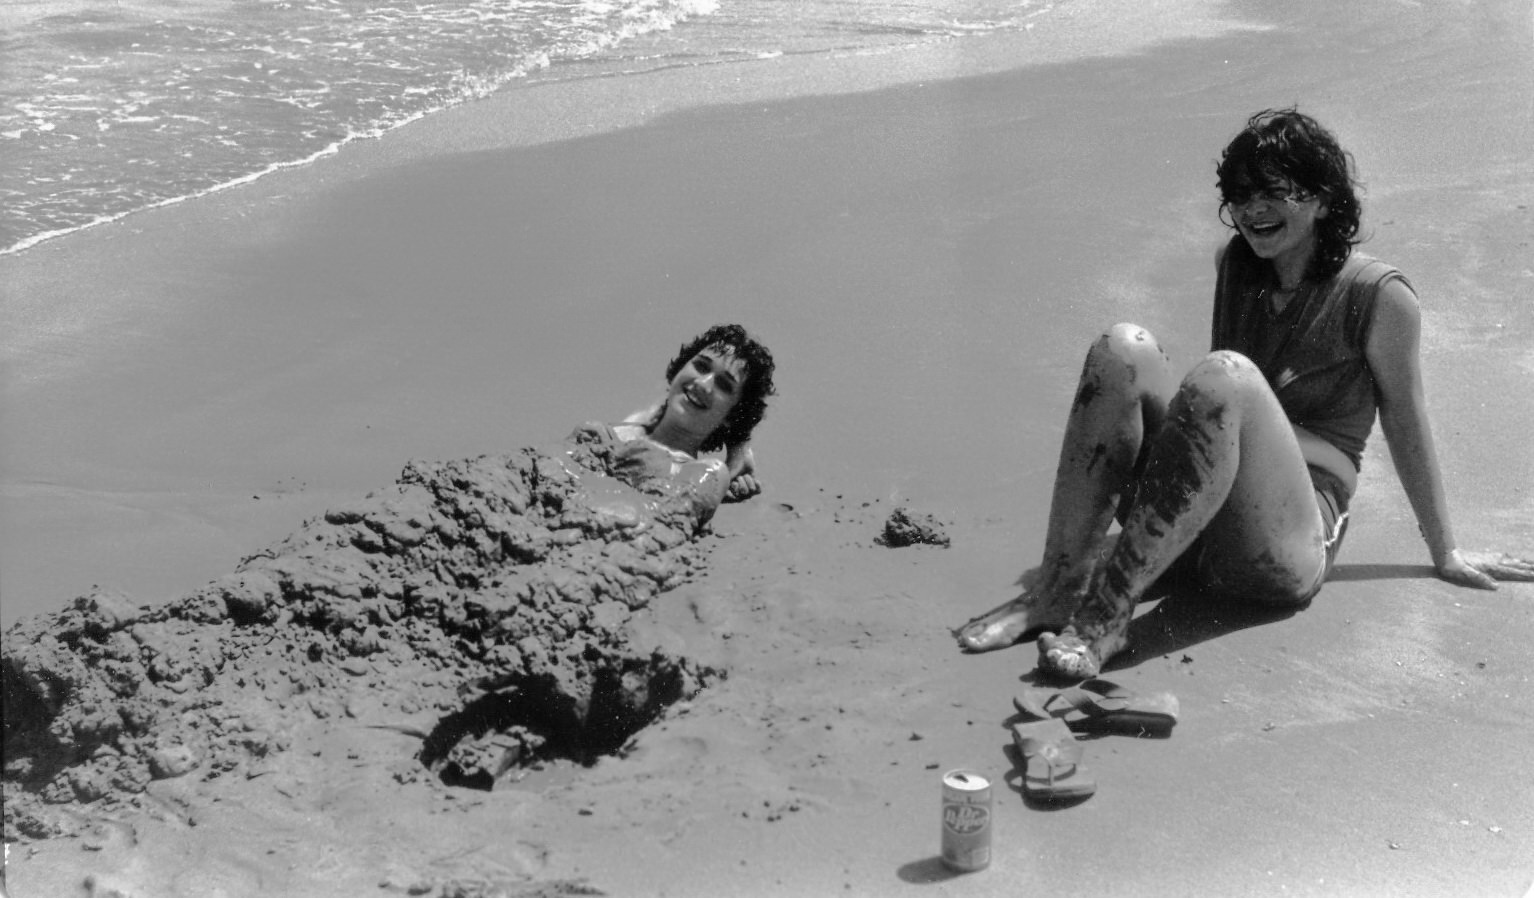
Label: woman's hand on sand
xmin=726 ymin=473 xmax=761 ymax=502
xmin=724 ymin=444 xmax=761 ymax=502
xmin=1436 ymin=549 xmax=1534 ymax=590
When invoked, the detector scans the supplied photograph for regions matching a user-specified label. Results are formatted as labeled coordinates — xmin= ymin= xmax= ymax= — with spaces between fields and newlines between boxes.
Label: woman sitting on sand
xmin=577 ymin=323 xmax=775 ymax=511
xmin=957 ymin=108 xmax=1533 ymax=679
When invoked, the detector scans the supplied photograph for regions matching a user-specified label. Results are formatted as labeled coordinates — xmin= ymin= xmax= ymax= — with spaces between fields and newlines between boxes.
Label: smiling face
xmin=659 ymin=347 xmax=747 ymax=446
xmin=1225 ymin=177 xmax=1330 ymax=283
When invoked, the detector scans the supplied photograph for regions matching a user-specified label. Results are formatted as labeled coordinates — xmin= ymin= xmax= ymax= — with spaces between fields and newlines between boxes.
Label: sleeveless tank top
xmin=1211 ymin=236 xmax=1410 ymax=471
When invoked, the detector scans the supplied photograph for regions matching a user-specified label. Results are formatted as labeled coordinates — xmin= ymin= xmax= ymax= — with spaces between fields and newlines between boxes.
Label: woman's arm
xmin=1366 ymin=279 xmax=1508 ymax=588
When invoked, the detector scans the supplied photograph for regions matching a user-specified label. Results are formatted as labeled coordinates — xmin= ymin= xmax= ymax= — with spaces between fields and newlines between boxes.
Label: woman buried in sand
xmin=957 ymin=108 xmax=1533 ymax=679
xmin=581 ymin=322 xmax=775 ymax=511
xmin=1 ymin=326 xmax=777 ymax=819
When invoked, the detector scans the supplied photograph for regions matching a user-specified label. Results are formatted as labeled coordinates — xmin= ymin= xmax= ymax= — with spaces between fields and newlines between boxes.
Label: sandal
xmin=1011 ymin=718 xmax=1095 ymax=802
xmin=1014 ymin=678 xmax=1178 ymax=737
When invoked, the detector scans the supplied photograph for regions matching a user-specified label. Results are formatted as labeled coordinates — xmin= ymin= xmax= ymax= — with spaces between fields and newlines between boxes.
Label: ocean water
xmin=0 ymin=0 xmax=1060 ymax=255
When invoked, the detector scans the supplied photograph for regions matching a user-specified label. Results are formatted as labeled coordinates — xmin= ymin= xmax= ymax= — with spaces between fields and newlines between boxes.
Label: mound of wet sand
xmin=2 ymin=433 xmax=725 ymax=841
xmin=875 ymin=508 xmax=952 ymax=549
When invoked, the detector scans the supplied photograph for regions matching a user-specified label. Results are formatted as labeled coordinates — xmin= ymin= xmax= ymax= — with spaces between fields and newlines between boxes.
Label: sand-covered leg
xmin=1036 ymin=572 xmax=1138 ymax=678
xmin=959 ymin=325 xmax=1173 ymax=652
xmin=1037 ymin=351 xmax=1329 ymax=679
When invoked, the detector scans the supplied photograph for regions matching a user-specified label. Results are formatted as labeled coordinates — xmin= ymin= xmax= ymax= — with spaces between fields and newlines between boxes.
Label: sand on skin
xmin=4 ymin=0 xmax=1534 ymax=895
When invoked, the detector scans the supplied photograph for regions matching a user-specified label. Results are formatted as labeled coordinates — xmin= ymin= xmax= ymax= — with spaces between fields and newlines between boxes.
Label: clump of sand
xmin=875 ymin=508 xmax=952 ymax=549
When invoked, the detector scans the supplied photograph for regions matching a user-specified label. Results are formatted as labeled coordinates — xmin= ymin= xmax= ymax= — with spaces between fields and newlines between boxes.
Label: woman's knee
xmin=1093 ymin=323 xmax=1166 ymax=365
xmin=1175 ymin=351 xmax=1267 ymax=412
xmin=1080 ymin=324 xmax=1171 ymax=391
xmin=1188 ymin=350 xmax=1261 ymax=383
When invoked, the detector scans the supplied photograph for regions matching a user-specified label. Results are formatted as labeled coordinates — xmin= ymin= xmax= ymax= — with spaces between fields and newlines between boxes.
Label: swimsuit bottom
xmin=1309 ymin=463 xmax=1352 ymax=578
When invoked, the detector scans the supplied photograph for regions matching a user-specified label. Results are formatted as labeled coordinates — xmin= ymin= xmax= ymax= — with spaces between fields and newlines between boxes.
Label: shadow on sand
xmin=1001 ymin=561 xmax=1445 ymax=689
xmin=1099 ymin=559 xmax=1439 ymax=673
xmin=1324 ymin=562 xmax=1437 ymax=583
xmin=895 ymin=856 xmax=967 ymax=884
xmin=1013 ymin=577 xmax=1295 ymax=686
xmin=1102 ymin=587 xmax=1299 ymax=672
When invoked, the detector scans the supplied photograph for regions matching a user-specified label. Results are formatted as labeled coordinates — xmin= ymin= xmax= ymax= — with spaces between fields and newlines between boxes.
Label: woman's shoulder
xmin=1324 ymin=253 xmax=1416 ymax=340
xmin=610 ymin=422 xmax=649 ymax=443
xmin=1337 ymin=251 xmax=1411 ymax=290
xmin=570 ymin=420 xmax=657 ymax=445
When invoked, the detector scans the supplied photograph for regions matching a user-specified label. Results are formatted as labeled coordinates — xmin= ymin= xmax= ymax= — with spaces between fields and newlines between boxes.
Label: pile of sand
xmin=3 ymin=433 xmax=725 ymax=842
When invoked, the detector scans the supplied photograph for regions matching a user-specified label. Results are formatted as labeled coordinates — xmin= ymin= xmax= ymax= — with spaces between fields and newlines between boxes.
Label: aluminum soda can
xmin=940 ymin=769 xmax=992 ymax=872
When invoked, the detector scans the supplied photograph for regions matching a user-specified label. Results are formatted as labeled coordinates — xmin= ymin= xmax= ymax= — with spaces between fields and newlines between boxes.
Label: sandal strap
xmin=1046 ymin=680 xmax=1138 ymax=719
xmin=1018 ymin=735 xmax=1083 ymax=784
xmin=1042 ymin=689 xmax=1118 ymax=719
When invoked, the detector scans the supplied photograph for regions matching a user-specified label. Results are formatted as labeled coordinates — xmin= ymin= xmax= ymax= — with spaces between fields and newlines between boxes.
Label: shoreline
xmin=0 ymin=0 xmax=1247 ymax=260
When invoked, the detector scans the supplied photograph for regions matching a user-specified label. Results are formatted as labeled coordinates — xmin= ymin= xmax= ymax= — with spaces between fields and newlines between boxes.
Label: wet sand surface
xmin=4 ymin=0 xmax=1533 ymax=895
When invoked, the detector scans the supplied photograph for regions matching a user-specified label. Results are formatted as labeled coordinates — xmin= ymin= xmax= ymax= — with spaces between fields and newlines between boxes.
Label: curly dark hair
xmin=662 ymin=324 xmax=776 ymax=453
xmin=1216 ymin=108 xmax=1363 ymax=281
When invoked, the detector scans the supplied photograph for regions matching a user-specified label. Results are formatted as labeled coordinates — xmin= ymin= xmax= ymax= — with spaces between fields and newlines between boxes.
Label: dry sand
xmin=4 ymin=0 xmax=1534 ymax=895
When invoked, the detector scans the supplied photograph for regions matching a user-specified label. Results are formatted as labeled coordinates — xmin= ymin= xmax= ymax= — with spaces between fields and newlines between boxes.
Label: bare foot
xmin=954 ymin=569 xmax=1078 ymax=653
xmin=1036 ymin=622 xmax=1130 ymax=681
xmin=954 ymin=594 xmax=1071 ymax=652
xmin=958 ymin=536 xmax=1122 ymax=653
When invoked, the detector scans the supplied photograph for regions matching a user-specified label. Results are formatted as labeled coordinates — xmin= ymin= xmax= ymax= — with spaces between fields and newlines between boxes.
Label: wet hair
xmin=1216 ymin=108 xmax=1363 ymax=281
xmin=664 ymin=323 xmax=777 ymax=453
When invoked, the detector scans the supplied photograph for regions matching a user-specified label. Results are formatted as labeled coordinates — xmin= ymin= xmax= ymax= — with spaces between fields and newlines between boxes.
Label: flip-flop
xmin=1013 ymin=677 xmax=1178 ymax=737
xmin=1011 ymin=718 xmax=1095 ymax=803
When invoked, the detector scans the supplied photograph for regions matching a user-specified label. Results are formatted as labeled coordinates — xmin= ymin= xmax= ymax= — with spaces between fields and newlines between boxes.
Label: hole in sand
xmin=419 ymin=662 xmax=693 ymax=790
